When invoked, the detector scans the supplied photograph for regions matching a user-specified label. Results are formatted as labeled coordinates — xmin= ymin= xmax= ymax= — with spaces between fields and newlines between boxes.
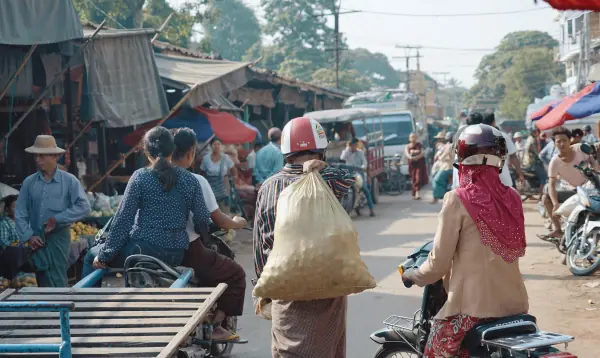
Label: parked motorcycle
xmin=331 ymin=163 xmax=368 ymax=215
xmin=370 ymin=242 xmax=576 ymax=358
xmin=554 ymin=143 xmax=600 ymax=276
xmin=510 ymin=167 xmax=541 ymax=202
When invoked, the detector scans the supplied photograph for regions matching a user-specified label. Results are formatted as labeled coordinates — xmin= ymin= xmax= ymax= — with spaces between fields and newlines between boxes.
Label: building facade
xmin=558 ymin=11 xmax=600 ymax=94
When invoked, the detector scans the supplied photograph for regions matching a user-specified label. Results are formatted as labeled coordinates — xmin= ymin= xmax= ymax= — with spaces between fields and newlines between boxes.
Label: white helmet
xmin=281 ymin=117 xmax=329 ymax=157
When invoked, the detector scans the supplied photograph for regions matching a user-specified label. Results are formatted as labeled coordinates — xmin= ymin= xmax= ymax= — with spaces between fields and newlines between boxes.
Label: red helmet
xmin=456 ymin=124 xmax=507 ymax=169
xmin=281 ymin=117 xmax=329 ymax=157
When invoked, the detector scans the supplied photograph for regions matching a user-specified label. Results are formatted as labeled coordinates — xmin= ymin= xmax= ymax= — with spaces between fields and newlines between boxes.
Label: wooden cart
xmin=0 ymin=283 xmax=226 ymax=357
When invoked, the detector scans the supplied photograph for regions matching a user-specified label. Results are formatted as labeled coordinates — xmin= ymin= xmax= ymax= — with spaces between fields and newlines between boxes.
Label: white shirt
xmin=340 ymin=148 xmax=367 ymax=169
xmin=452 ymin=131 xmax=517 ymax=188
xmin=187 ymin=173 xmax=219 ymax=242
xmin=247 ymin=150 xmax=256 ymax=169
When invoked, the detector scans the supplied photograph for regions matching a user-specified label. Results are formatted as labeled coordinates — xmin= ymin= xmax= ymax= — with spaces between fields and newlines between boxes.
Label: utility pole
xmin=316 ymin=1 xmax=359 ymax=90
xmin=334 ymin=2 xmax=340 ymax=89
xmin=433 ymin=72 xmax=450 ymax=87
xmin=393 ymin=45 xmax=422 ymax=93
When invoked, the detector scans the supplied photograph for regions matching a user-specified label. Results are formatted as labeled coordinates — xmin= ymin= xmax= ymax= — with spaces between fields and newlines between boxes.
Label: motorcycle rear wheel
xmin=373 ymin=344 xmax=419 ymax=358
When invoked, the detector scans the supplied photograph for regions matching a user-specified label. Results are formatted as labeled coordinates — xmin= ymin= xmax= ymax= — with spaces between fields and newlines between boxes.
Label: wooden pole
xmin=87 ymin=84 xmax=198 ymax=192
xmin=0 ymin=19 xmax=107 ymax=145
xmin=0 ymin=45 xmax=38 ymax=102
xmin=65 ymin=120 xmax=94 ymax=150
xmin=151 ymin=12 xmax=175 ymax=43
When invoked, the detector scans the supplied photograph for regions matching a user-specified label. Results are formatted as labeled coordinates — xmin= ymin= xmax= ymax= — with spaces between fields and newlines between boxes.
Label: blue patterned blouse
xmin=98 ymin=167 xmax=211 ymax=263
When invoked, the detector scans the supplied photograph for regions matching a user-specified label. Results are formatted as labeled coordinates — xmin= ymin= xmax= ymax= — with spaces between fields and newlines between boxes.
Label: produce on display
xmin=87 ymin=192 xmax=122 ymax=217
xmin=11 ymin=272 xmax=37 ymax=288
xmin=0 ymin=277 xmax=10 ymax=290
xmin=253 ymin=172 xmax=376 ymax=301
xmin=70 ymin=222 xmax=99 ymax=242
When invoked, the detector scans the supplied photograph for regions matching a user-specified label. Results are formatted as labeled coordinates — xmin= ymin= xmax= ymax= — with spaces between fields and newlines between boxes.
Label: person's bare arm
xmin=548 ymin=177 xmax=559 ymax=209
xmin=211 ymin=210 xmax=246 ymax=230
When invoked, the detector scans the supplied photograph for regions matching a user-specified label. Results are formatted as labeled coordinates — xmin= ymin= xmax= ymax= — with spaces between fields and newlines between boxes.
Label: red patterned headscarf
xmin=455 ymin=164 xmax=526 ymax=263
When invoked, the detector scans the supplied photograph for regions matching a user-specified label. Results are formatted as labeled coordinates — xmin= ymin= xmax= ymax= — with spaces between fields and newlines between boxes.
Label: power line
xmin=339 ymin=6 xmax=551 ymax=18
xmin=396 ymin=44 xmax=495 ymax=52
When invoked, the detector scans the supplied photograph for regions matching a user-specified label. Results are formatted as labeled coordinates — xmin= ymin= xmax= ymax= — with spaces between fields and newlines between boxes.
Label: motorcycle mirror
xmin=581 ymin=143 xmax=592 ymax=154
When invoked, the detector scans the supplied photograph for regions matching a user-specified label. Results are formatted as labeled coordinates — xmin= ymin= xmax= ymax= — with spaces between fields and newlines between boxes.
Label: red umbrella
xmin=530 ymin=99 xmax=563 ymax=122
xmin=534 ymin=82 xmax=600 ymax=130
xmin=537 ymin=0 xmax=600 ymax=10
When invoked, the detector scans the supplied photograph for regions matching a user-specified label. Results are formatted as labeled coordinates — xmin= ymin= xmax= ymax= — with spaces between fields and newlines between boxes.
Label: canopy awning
xmin=0 ymin=0 xmax=83 ymax=45
xmin=82 ymin=30 xmax=169 ymax=128
xmin=122 ymin=107 xmax=260 ymax=147
xmin=155 ymin=54 xmax=252 ymax=107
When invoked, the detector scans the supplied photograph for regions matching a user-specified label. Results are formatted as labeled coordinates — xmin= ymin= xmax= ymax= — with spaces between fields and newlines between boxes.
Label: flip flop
xmin=211 ymin=334 xmax=241 ymax=343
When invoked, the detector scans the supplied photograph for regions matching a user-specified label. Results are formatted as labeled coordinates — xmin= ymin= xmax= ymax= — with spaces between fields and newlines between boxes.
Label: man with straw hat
xmin=14 ymin=135 xmax=90 ymax=287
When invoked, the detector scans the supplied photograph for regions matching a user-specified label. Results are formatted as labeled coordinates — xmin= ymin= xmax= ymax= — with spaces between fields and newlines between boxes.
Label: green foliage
xmin=343 ymin=48 xmax=399 ymax=88
xmin=464 ymin=31 xmax=564 ymax=120
xmin=260 ymin=0 xmax=339 ymax=78
xmin=72 ymin=0 xmax=211 ymax=48
xmin=311 ymin=68 xmax=373 ymax=93
xmin=201 ymin=0 xmax=261 ymax=61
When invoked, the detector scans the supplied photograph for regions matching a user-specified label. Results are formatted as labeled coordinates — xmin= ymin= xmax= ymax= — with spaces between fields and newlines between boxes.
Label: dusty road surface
xmin=231 ymin=193 xmax=600 ymax=358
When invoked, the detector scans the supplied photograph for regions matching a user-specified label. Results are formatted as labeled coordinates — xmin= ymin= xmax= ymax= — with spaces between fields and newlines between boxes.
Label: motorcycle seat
xmin=462 ymin=314 xmax=537 ymax=354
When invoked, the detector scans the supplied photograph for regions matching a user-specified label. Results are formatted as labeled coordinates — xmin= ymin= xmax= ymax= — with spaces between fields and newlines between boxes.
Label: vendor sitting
xmin=82 ymin=127 xmax=212 ymax=284
xmin=0 ymin=195 xmax=19 ymax=249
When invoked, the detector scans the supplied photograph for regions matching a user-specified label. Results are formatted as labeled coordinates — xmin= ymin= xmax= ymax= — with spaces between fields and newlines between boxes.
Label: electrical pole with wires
xmin=333 ymin=0 xmax=340 ymax=89
xmin=314 ymin=2 xmax=360 ymax=89
xmin=393 ymin=45 xmax=422 ymax=93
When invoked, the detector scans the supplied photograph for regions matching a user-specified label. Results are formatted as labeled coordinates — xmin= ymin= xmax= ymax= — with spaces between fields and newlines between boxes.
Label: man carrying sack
xmin=15 ymin=135 xmax=90 ymax=287
xmin=253 ymin=117 xmax=360 ymax=358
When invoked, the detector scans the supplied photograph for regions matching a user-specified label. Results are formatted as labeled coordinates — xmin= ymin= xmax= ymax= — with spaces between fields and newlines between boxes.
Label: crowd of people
xmin=3 ymin=111 xmax=598 ymax=357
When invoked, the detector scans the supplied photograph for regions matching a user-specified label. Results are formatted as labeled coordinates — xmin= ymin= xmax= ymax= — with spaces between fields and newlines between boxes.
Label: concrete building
xmin=558 ymin=11 xmax=600 ymax=94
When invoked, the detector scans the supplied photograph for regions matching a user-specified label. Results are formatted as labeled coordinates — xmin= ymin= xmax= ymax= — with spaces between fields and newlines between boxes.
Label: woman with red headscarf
xmin=402 ymin=124 xmax=529 ymax=357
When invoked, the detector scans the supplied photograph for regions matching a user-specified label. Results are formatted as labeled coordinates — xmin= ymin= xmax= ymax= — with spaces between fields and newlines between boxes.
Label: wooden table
xmin=0 ymin=284 xmax=226 ymax=357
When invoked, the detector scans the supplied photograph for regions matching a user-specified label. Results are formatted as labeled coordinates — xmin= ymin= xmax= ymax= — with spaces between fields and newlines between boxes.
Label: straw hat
xmin=25 ymin=135 xmax=65 ymax=154
xmin=434 ymin=131 xmax=446 ymax=139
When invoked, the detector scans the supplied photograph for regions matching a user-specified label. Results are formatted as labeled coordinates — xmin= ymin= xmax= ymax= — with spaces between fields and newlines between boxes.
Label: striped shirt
xmin=253 ymin=164 xmax=355 ymax=277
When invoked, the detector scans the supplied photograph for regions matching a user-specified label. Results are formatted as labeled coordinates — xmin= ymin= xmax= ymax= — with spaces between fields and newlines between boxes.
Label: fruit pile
xmin=70 ymin=222 xmax=99 ymax=242
xmin=11 ymin=272 xmax=37 ymax=288
xmin=0 ymin=277 xmax=10 ymax=290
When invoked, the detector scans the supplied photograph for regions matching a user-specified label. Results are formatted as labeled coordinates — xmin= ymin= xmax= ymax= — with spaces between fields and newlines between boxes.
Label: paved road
xmin=233 ymin=194 xmax=439 ymax=358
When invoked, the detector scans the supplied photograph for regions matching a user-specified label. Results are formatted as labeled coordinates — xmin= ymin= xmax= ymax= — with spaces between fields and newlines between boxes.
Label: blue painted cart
xmin=0 ymin=268 xmax=227 ymax=357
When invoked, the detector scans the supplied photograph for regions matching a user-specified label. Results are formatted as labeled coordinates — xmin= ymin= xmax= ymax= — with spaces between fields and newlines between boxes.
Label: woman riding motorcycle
xmin=402 ymin=124 xmax=529 ymax=357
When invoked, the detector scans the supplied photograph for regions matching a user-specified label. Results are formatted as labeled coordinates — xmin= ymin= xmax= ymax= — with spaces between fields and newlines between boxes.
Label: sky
xmin=169 ymin=0 xmax=561 ymax=88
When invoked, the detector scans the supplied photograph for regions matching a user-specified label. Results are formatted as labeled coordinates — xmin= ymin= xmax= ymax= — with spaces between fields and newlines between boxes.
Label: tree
xmin=261 ymin=0 xmax=341 ymax=75
xmin=464 ymin=31 xmax=564 ymax=119
xmin=311 ymin=68 xmax=373 ymax=93
xmin=201 ymin=0 xmax=261 ymax=61
xmin=72 ymin=0 xmax=213 ymax=48
xmin=500 ymin=47 xmax=564 ymax=120
xmin=343 ymin=48 xmax=399 ymax=88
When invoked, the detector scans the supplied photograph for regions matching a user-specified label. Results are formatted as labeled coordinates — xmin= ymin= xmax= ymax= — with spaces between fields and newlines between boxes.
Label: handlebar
xmin=398 ymin=259 xmax=415 ymax=288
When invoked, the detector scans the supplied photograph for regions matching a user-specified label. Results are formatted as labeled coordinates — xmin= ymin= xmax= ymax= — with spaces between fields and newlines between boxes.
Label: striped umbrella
xmin=533 ymin=82 xmax=600 ymax=130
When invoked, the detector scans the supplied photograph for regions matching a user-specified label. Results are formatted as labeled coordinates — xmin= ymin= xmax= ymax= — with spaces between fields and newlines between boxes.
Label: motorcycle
xmin=554 ymin=143 xmax=600 ymax=276
xmin=95 ymin=220 xmax=245 ymax=357
xmin=332 ymin=163 xmax=368 ymax=215
xmin=510 ymin=167 xmax=541 ymax=202
xmin=370 ymin=242 xmax=576 ymax=358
